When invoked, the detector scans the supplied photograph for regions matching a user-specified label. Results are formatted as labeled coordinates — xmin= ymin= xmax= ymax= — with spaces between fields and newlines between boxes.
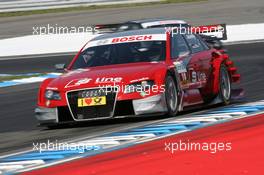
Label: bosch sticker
xmin=112 ymin=35 xmax=152 ymax=43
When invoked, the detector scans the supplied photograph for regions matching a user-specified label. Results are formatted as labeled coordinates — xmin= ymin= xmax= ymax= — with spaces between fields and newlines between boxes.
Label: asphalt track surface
xmin=0 ymin=0 xmax=264 ymax=39
xmin=0 ymin=42 xmax=264 ymax=155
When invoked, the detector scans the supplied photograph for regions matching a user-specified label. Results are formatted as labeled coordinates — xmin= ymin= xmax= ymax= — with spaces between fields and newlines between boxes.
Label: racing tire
xmin=219 ymin=65 xmax=231 ymax=105
xmin=165 ymin=75 xmax=179 ymax=117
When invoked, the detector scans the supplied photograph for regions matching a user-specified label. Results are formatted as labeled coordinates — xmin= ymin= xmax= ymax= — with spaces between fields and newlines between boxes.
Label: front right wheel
xmin=165 ymin=75 xmax=178 ymax=117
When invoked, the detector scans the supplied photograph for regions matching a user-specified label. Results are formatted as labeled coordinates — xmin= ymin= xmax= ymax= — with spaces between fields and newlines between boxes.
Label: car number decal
xmin=173 ymin=61 xmax=187 ymax=73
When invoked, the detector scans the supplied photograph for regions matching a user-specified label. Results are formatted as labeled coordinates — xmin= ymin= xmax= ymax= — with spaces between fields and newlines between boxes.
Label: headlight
xmin=45 ymin=90 xmax=61 ymax=100
xmin=124 ymin=80 xmax=154 ymax=94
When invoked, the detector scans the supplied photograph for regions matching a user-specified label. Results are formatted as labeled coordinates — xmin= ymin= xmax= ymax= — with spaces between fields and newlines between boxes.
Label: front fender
xmin=211 ymin=55 xmax=224 ymax=94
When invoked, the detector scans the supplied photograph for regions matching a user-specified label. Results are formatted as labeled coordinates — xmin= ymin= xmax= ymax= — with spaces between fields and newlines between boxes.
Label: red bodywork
xmin=37 ymin=30 xmax=240 ymax=123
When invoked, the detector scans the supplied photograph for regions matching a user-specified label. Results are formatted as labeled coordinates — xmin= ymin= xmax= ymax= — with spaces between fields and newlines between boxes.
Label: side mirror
xmin=55 ymin=63 xmax=66 ymax=70
xmin=222 ymin=49 xmax=228 ymax=53
xmin=212 ymin=41 xmax=223 ymax=50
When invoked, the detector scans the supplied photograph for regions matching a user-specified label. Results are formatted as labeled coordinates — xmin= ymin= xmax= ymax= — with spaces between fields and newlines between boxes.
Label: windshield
xmin=72 ymin=41 xmax=166 ymax=69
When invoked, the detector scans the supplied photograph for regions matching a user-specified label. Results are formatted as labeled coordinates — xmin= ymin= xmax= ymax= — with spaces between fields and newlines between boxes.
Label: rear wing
xmin=95 ymin=22 xmax=228 ymax=40
xmin=192 ymin=24 xmax=227 ymax=40
xmin=95 ymin=23 xmax=120 ymax=33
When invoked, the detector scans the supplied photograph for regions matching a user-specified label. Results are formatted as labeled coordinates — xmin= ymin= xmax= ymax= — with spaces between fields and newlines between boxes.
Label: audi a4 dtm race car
xmin=35 ymin=28 xmax=241 ymax=127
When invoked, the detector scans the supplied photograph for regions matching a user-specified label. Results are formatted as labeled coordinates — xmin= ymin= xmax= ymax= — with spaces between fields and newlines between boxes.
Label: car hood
xmin=47 ymin=62 xmax=167 ymax=91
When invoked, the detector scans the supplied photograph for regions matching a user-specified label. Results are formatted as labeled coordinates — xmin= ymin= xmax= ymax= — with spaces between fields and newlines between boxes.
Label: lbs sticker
xmin=173 ymin=61 xmax=187 ymax=73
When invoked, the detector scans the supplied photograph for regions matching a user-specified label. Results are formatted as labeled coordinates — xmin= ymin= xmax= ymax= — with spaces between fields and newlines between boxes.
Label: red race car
xmin=35 ymin=28 xmax=241 ymax=127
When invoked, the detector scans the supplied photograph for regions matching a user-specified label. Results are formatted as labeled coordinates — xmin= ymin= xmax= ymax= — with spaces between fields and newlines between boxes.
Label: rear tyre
xmin=165 ymin=75 xmax=178 ymax=117
xmin=219 ymin=65 xmax=231 ymax=105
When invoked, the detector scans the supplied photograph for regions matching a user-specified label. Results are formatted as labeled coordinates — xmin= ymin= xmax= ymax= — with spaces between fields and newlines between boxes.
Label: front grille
xmin=67 ymin=88 xmax=116 ymax=120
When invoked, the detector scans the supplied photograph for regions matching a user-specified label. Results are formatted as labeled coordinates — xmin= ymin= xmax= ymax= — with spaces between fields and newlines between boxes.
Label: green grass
xmin=0 ymin=0 xmax=204 ymax=18
xmin=0 ymin=74 xmax=46 ymax=82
